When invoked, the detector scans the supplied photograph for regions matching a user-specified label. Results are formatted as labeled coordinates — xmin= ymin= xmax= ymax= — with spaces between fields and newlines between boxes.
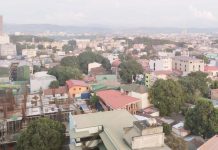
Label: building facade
xmin=149 ymin=58 xmax=172 ymax=71
xmin=172 ymin=56 xmax=204 ymax=76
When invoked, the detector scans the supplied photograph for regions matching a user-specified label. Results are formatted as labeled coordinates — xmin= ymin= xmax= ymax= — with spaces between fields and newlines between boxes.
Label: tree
xmin=165 ymin=134 xmax=188 ymax=150
xmin=62 ymin=40 xmax=77 ymax=53
xmin=211 ymin=80 xmax=218 ymax=89
xmin=163 ymin=123 xmax=172 ymax=136
xmin=48 ymin=66 xmax=82 ymax=85
xmin=119 ymin=60 xmax=143 ymax=83
xmin=184 ymin=98 xmax=218 ymax=139
xmin=60 ymin=56 xmax=79 ymax=68
xmin=16 ymin=118 xmax=65 ymax=150
xmin=149 ymin=79 xmax=185 ymax=116
xmin=179 ymin=71 xmax=210 ymax=103
xmin=78 ymin=51 xmax=111 ymax=74
xmin=90 ymin=93 xmax=99 ymax=106
xmin=49 ymin=81 xmax=60 ymax=97
xmin=195 ymin=55 xmax=209 ymax=64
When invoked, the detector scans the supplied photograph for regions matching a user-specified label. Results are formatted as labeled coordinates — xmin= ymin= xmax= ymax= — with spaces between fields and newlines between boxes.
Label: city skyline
xmin=0 ymin=0 xmax=218 ymax=28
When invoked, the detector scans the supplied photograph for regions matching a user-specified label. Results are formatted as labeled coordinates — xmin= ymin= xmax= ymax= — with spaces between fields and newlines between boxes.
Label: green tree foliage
xmin=90 ymin=93 xmax=99 ymax=106
xmin=60 ymin=56 xmax=79 ymax=68
xmin=48 ymin=66 xmax=82 ymax=85
xmin=149 ymin=79 xmax=184 ymax=116
xmin=78 ymin=51 xmax=111 ymax=74
xmin=62 ymin=40 xmax=77 ymax=53
xmin=185 ymin=98 xmax=218 ymax=139
xmin=119 ymin=60 xmax=144 ymax=83
xmin=179 ymin=71 xmax=210 ymax=103
xmin=165 ymin=134 xmax=188 ymax=150
xmin=163 ymin=123 xmax=172 ymax=136
xmin=211 ymin=80 xmax=218 ymax=89
xmin=10 ymin=35 xmax=53 ymax=43
xmin=16 ymin=118 xmax=65 ymax=150
xmin=195 ymin=55 xmax=209 ymax=64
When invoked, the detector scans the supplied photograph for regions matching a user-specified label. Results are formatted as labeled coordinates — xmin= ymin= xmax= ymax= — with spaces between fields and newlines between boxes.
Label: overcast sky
xmin=0 ymin=0 xmax=218 ymax=28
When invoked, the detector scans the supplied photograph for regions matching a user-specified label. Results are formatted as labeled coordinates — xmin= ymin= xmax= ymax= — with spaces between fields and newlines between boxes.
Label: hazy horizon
xmin=1 ymin=0 xmax=218 ymax=28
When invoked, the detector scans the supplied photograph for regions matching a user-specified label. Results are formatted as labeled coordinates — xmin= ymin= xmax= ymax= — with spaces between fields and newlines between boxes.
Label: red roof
xmin=96 ymin=90 xmax=140 ymax=109
xmin=44 ymin=86 xmax=66 ymax=95
xmin=199 ymin=135 xmax=218 ymax=150
xmin=204 ymin=66 xmax=218 ymax=72
xmin=66 ymin=80 xmax=88 ymax=89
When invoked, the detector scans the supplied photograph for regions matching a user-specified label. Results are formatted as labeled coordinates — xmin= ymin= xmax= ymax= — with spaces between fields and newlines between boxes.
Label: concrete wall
xmin=128 ymin=92 xmax=151 ymax=109
xmin=132 ymin=133 xmax=165 ymax=149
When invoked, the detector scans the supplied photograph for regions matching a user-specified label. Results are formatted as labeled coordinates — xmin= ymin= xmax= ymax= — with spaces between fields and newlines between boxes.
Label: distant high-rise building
xmin=0 ymin=16 xmax=3 ymax=35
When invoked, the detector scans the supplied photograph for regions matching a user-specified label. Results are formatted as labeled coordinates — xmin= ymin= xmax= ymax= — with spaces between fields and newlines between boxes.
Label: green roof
xmin=96 ymin=75 xmax=117 ymax=82
xmin=121 ymin=84 xmax=147 ymax=94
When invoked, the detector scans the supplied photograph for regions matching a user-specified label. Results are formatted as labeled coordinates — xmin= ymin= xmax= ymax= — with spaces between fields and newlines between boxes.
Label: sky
xmin=0 ymin=0 xmax=218 ymax=28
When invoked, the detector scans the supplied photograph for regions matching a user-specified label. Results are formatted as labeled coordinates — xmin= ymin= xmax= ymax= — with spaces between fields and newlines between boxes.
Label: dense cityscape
xmin=0 ymin=1 xmax=218 ymax=150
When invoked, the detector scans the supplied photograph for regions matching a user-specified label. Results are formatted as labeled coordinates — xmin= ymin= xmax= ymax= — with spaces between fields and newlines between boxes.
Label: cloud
xmin=189 ymin=6 xmax=217 ymax=21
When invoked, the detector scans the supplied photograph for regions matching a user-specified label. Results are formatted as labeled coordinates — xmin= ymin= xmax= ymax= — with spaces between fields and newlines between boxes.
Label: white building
xmin=121 ymin=84 xmax=151 ymax=109
xmin=0 ymin=34 xmax=10 ymax=44
xmin=0 ymin=43 xmax=17 ymax=57
xmin=149 ymin=58 xmax=172 ymax=71
xmin=22 ymin=49 xmax=37 ymax=58
xmin=30 ymin=71 xmax=56 ymax=93
xmin=88 ymin=62 xmax=102 ymax=73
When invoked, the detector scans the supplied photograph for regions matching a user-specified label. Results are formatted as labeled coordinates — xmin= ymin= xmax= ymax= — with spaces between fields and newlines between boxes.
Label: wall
xmin=132 ymin=133 xmax=164 ymax=149
xmin=68 ymin=86 xmax=89 ymax=98
xmin=128 ymin=91 xmax=150 ymax=109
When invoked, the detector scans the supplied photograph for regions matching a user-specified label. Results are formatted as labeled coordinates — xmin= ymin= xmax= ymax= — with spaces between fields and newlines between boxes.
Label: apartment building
xmin=149 ymin=57 xmax=172 ymax=71
xmin=172 ymin=56 xmax=204 ymax=76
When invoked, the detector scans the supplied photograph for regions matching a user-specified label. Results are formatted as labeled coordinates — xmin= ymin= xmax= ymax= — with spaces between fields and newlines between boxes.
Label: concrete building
xmin=69 ymin=110 xmax=170 ymax=150
xmin=0 ymin=15 xmax=2 ymax=35
xmin=121 ymin=84 xmax=151 ymax=109
xmin=30 ymin=71 xmax=56 ymax=93
xmin=0 ymin=34 xmax=10 ymax=44
xmin=88 ymin=62 xmax=102 ymax=73
xmin=22 ymin=49 xmax=37 ymax=58
xmin=172 ymin=56 xmax=204 ymax=76
xmin=0 ymin=43 xmax=16 ymax=57
xmin=66 ymin=80 xmax=89 ymax=98
xmin=149 ymin=58 xmax=172 ymax=71
xmin=96 ymin=90 xmax=140 ymax=114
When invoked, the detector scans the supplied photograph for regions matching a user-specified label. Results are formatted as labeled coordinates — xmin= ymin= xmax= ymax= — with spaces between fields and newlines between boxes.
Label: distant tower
xmin=0 ymin=15 xmax=3 ymax=35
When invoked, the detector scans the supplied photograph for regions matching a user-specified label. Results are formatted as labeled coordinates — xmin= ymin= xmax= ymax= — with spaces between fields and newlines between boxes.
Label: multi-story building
xmin=22 ymin=49 xmax=37 ymax=58
xmin=0 ymin=43 xmax=17 ymax=57
xmin=69 ymin=110 xmax=170 ymax=150
xmin=149 ymin=57 xmax=172 ymax=71
xmin=172 ymin=56 xmax=204 ymax=76
xmin=0 ymin=15 xmax=2 ymax=36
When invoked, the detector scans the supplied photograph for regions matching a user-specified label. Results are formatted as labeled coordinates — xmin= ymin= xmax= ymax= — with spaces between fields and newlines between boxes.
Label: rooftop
xmin=71 ymin=110 xmax=137 ymax=150
xmin=121 ymin=84 xmax=147 ymax=94
xmin=198 ymin=135 xmax=218 ymax=150
xmin=96 ymin=90 xmax=140 ymax=109
xmin=66 ymin=80 xmax=88 ymax=89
